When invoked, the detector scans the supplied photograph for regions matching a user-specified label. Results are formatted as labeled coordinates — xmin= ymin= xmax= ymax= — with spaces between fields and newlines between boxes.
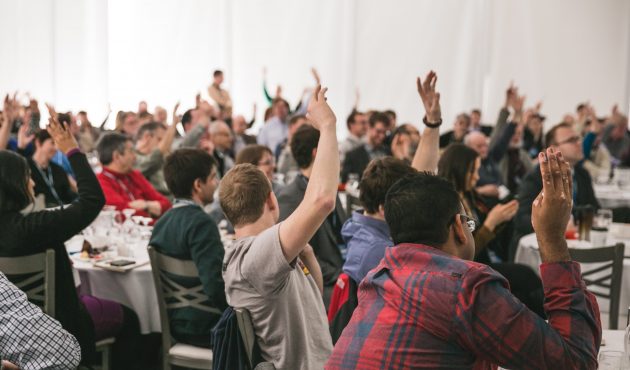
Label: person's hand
xmin=195 ymin=93 xmax=201 ymax=108
xmin=2 ymin=360 xmax=19 ymax=370
xmin=476 ymin=184 xmax=500 ymax=198
xmin=306 ymin=85 xmax=336 ymax=130
xmin=416 ymin=70 xmax=441 ymax=123
xmin=390 ymin=134 xmax=409 ymax=160
xmin=2 ymin=94 xmax=18 ymax=128
xmin=171 ymin=101 xmax=180 ymax=125
xmin=128 ymin=199 xmax=147 ymax=211
xmin=311 ymin=67 xmax=321 ymax=85
xmin=275 ymin=85 xmax=283 ymax=98
xmin=532 ymin=148 xmax=572 ymax=262
xmin=484 ymin=200 xmax=519 ymax=231
xmin=17 ymin=123 xmax=35 ymax=149
xmin=504 ymin=82 xmax=516 ymax=108
xmin=46 ymin=103 xmax=79 ymax=153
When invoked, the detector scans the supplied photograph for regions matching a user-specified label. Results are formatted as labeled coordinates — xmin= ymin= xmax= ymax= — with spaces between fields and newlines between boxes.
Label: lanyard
xmin=102 ymin=170 xmax=136 ymax=201
xmin=35 ymin=164 xmax=64 ymax=208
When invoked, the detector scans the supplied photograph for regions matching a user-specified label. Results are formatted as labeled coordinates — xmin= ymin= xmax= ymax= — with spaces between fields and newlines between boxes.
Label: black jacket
xmin=28 ymin=159 xmax=77 ymax=208
xmin=341 ymin=144 xmax=391 ymax=183
xmin=0 ymin=153 xmax=105 ymax=362
xmin=513 ymin=163 xmax=599 ymax=257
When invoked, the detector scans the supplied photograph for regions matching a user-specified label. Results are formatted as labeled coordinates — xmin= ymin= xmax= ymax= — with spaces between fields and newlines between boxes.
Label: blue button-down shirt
xmin=341 ymin=210 xmax=392 ymax=284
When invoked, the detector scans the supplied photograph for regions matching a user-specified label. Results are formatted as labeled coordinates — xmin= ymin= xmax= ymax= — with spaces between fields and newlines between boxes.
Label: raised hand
xmin=311 ymin=67 xmax=321 ymax=85
xmin=416 ymin=70 xmax=441 ymax=123
xmin=532 ymin=148 xmax=572 ymax=262
xmin=306 ymin=85 xmax=336 ymax=130
xmin=504 ymin=83 xmax=516 ymax=108
xmin=172 ymin=101 xmax=181 ymax=124
xmin=46 ymin=103 xmax=78 ymax=153
xmin=17 ymin=124 xmax=35 ymax=149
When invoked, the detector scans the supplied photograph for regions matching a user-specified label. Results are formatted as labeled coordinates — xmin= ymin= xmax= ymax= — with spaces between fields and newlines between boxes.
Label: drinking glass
xmin=594 ymin=209 xmax=613 ymax=229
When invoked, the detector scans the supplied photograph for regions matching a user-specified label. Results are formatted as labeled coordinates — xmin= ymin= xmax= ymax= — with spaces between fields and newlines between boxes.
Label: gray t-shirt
xmin=223 ymin=224 xmax=332 ymax=370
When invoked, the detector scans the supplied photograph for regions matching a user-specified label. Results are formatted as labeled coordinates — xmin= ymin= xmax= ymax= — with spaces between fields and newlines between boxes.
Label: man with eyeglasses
xmin=513 ymin=122 xmax=599 ymax=259
xmin=327 ymin=148 xmax=602 ymax=369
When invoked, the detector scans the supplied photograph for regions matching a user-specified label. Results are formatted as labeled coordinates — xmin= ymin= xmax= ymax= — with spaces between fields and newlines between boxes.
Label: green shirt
xmin=149 ymin=202 xmax=227 ymax=342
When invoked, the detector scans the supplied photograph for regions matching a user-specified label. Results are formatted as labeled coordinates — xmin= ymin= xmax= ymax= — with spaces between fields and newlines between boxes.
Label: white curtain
xmin=1 ymin=0 xmax=629 ymax=134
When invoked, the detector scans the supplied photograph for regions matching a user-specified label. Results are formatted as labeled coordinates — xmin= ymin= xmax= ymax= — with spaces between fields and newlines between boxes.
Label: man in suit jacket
xmin=277 ymin=125 xmax=347 ymax=307
xmin=231 ymin=115 xmax=257 ymax=155
xmin=513 ymin=122 xmax=599 ymax=260
xmin=341 ymin=112 xmax=390 ymax=183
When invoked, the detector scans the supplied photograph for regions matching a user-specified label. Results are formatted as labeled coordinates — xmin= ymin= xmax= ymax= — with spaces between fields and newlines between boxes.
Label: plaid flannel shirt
xmin=326 ymin=243 xmax=601 ymax=370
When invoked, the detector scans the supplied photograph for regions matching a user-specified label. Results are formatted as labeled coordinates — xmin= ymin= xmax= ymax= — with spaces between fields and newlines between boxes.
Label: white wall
xmin=1 ymin=0 xmax=629 ymax=134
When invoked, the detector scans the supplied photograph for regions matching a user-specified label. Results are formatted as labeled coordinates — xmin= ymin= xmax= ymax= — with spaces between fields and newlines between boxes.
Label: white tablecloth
xmin=594 ymin=183 xmax=630 ymax=209
xmin=67 ymin=236 xmax=160 ymax=334
xmin=515 ymin=233 xmax=630 ymax=327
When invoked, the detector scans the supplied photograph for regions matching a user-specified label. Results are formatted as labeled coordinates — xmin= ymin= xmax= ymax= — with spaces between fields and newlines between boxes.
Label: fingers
xmin=557 ymin=151 xmax=572 ymax=202
xmin=320 ymin=87 xmax=328 ymax=100
xmin=548 ymin=147 xmax=563 ymax=196
xmin=312 ymin=85 xmax=322 ymax=102
xmin=539 ymin=150 xmax=554 ymax=193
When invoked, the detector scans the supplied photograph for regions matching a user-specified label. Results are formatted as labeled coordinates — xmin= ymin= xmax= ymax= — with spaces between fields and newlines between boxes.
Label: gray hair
xmin=96 ymin=132 xmax=131 ymax=165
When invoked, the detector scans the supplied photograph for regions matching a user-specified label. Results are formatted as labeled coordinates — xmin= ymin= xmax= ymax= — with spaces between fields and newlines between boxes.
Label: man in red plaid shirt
xmin=326 ymin=72 xmax=601 ymax=369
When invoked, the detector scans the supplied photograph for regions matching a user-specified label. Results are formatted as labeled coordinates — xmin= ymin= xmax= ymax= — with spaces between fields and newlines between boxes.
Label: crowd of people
xmin=0 ymin=66 xmax=625 ymax=369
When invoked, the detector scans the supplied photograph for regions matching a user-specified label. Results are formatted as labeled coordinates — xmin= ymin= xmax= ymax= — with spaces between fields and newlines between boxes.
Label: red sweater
xmin=97 ymin=167 xmax=171 ymax=218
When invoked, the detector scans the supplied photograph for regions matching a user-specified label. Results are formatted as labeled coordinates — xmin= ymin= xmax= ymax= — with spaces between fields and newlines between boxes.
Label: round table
xmin=515 ymin=232 xmax=630 ymax=328
xmin=67 ymin=235 xmax=160 ymax=334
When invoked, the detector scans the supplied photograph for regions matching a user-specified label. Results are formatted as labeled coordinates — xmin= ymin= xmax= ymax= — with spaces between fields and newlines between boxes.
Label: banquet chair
xmin=568 ymin=243 xmax=625 ymax=329
xmin=148 ymin=246 xmax=215 ymax=370
xmin=0 ymin=250 xmax=116 ymax=370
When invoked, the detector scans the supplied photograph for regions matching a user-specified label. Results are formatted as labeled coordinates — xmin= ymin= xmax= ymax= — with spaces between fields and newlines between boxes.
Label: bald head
xmin=464 ymin=131 xmax=489 ymax=159
xmin=210 ymin=120 xmax=233 ymax=151
xmin=232 ymin=115 xmax=247 ymax=135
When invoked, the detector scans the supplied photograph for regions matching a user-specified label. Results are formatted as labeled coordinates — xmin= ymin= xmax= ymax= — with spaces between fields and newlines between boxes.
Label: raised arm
xmin=411 ymin=70 xmax=441 ymax=173
xmin=0 ymin=94 xmax=17 ymax=150
xmin=158 ymin=101 xmax=180 ymax=154
xmin=278 ymin=86 xmax=339 ymax=262
xmin=456 ymin=148 xmax=600 ymax=369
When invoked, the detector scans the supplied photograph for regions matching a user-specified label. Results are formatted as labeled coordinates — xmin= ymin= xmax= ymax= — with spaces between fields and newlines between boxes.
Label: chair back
xmin=148 ymin=246 xmax=222 ymax=369
xmin=0 ymin=249 xmax=55 ymax=317
xmin=235 ymin=308 xmax=255 ymax=368
xmin=568 ymin=243 xmax=625 ymax=329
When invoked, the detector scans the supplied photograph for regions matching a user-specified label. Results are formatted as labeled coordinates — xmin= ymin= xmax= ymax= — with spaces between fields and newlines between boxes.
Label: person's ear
xmin=192 ymin=178 xmax=202 ymax=195
xmin=452 ymin=215 xmax=468 ymax=245
xmin=266 ymin=191 xmax=277 ymax=211
xmin=311 ymin=148 xmax=317 ymax=161
xmin=378 ymin=204 xmax=386 ymax=219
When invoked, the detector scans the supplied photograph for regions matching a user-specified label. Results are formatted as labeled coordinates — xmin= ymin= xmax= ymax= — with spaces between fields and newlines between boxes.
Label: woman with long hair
xmin=0 ymin=105 xmax=141 ymax=368
xmin=438 ymin=144 xmax=544 ymax=317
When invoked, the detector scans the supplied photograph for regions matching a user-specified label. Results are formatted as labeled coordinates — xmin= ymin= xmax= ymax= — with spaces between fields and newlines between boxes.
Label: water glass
xmin=595 ymin=209 xmax=613 ymax=229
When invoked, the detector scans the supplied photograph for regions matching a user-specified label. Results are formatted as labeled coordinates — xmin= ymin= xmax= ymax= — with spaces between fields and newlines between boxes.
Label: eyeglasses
xmin=556 ymin=136 xmax=581 ymax=145
xmin=458 ymin=214 xmax=478 ymax=233
xmin=258 ymin=159 xmax=275 ymax=166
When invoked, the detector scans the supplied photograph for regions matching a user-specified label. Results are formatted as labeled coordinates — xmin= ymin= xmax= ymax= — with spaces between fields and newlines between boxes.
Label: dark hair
xmin=369 ymin=112 xmax=390 ymax=128
xmin=385 ymin=172 xmax=461 ymax=246
xmin=164 ymin=149 xmax=216 ymax=198
xmin=135 ymin=121 xmax=166 ymax=141
xmin=219 ymin=164 xmax=272 ymax=227
xmin=291 ymin=125 xmax=320 ymax=169
xmin=576 ymin=103 xmax=586 ymax=112
xmin=96 ymin=132 xmax=131 ymax=165
xmin=213 ymin=70 xmax=223 ymax=77
xmin=360 ymin=157 xmax=416 ymax=214
xmin=544 ymin=122 xmax=573 ymax=147
xmin=181 ymin=109 xmax=193 ymax=128
xmin=437 ymin=144 xmax=479 ymax=193
xmin=0 ymin=150 xmax=33 ymax=212
xmin=34 ymin=129 xmax=52 ymax=146
xmin=346 ymin=110 xmax=364 ymax=130
xmin=384 ymin=109 xmax=396 ymax=120
xmin=288 ymin=114 xmax=306 ymax=127
xmin=471 ymin=109 xmax=481 ymax=115
xmin=236 ymin=145 xmax=273 ymax=166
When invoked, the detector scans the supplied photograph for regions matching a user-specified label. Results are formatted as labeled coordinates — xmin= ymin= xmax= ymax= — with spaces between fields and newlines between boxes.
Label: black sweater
xmin=0 ymin=152 xmax=105 ymax=360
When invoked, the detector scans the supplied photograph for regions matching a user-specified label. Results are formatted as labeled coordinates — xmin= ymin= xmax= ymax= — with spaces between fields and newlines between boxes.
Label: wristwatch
xmin=423 ymin=116 xmax=442 ymax=128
